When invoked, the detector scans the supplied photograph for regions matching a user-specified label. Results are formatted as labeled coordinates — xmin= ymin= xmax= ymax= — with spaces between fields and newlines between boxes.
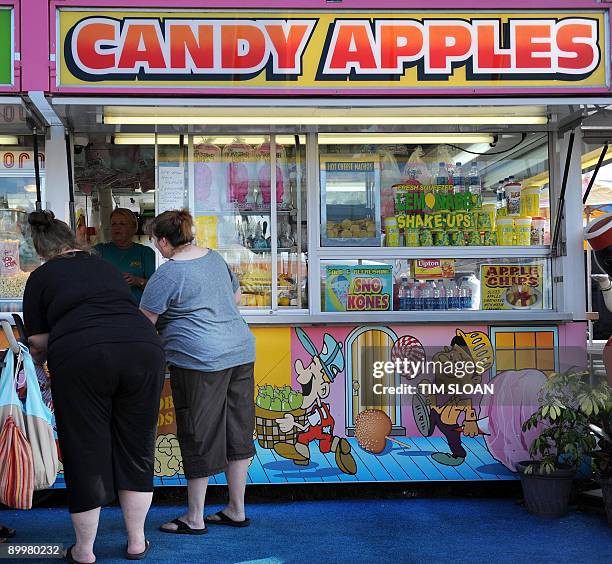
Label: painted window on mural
xmin=493 ymin=329 xmax=557 ymax=374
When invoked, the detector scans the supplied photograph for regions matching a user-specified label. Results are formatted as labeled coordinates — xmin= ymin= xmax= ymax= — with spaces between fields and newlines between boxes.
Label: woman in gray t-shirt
xmin=140 ymin=210 xmax=255 ymax=534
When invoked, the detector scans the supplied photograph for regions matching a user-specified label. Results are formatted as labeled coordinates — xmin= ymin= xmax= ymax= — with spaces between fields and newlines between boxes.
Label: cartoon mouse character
xmin=274 ymin=329 xmax=357 ymax=475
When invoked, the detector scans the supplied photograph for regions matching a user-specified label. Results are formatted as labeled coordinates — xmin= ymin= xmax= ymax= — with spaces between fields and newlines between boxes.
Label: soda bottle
xmin=398 ymin=276 xmax=410 ymax=311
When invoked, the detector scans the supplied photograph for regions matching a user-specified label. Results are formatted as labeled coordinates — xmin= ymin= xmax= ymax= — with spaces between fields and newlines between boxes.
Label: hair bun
xmin=28 ymin=210 xmax=55 ymax=232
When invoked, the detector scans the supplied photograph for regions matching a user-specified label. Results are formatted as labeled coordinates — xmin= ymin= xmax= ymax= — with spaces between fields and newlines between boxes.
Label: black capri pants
xmin=51 ymin=342 xmax=166 ymax=513
xmin=170 ymin=362 xmax=256 ymax=479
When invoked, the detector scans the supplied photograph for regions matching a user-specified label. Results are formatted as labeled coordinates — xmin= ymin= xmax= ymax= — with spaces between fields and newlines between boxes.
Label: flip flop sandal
xmin=65 ymin=545 xmax=95 ymax=564
xmin=0 ymin=527 xmax=15 ymax=539
xmin=204 ymin=511 xmax=251 ymax=528
xmin=159 ymin=518 xmax=207 ymax=535
xmin=125 ymin=539 xmax=151 ymax=560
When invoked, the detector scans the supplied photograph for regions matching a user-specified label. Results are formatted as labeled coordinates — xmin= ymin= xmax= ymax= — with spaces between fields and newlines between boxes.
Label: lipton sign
xmin=57 ymin=10 xmax=608 ymax=93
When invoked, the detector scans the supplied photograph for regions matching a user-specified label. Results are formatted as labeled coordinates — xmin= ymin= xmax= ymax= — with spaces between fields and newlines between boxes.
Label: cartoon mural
xmin=415 ymin=329 xmax=494 ymax=467
xmin=272 ymin=328 xmax=357 ymax=475
xmin=45 ymin=322 xmax=588 ymax=487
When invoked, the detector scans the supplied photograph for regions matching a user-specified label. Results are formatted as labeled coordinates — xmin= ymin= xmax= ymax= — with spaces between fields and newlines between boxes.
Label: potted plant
xmin=519 ymin=370 xmax=597 ymax=517
xmin=587 ymin=382 xmax=612 ymax=526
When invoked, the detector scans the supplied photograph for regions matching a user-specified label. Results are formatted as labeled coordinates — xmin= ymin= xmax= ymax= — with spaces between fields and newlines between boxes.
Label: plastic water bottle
xmin=407 ymin=282 xmax=416 ymax=311
xmin=453 ymin=162 xmax=466 ymax=192
xmin=423 ymin=281 xmax=436 ymax=311
xmin=496 ymin=180 xmax=506 ymax=209
xmin=459 ymin=285 xmax=469 ymax=310
xmin=436 ymin=280 xmax=447 ymax=310
xmin=447 ymin=280 xmax=461 ymax=310
xmin=414 ymin=281 xmax=425 ymax=311
xmin=468 ymin=162 xmax=481 ymax=196
xmin=398 ymin=276 xmax=410 ymax=311
xmin=436 ymin=162 xmax=448 ymax=185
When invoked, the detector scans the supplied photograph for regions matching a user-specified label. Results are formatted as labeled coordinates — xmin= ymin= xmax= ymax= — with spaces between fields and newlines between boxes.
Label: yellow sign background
xmin=57 ymin=9 xmax=608 ymax=90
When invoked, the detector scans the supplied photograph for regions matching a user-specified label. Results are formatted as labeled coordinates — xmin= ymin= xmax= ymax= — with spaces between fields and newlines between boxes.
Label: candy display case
xmin=190 ymin=135 xmax=308 ymax=311
xmin=0 ymin=208 xmax=41 ymax=310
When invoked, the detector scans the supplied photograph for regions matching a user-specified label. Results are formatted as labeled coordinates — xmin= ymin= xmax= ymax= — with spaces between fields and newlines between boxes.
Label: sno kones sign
xmin=56 ymin=9 xmax=609 ymax=93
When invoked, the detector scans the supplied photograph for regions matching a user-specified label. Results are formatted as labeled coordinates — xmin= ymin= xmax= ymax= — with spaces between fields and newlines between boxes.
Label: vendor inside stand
xmin=95 ymin=208 xmax=155 ymax=303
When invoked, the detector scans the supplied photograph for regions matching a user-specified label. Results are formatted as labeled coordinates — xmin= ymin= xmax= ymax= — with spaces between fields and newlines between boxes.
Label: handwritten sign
xmin=157 ymin=167 xmax=185 ymax=213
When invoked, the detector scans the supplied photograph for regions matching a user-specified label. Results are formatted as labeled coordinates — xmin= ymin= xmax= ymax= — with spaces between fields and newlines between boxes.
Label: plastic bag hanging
xmin=380 ymin=150 xmax=402 ymax=219
xmin=254 ymin=141 xmax=288 ymax=207
xmin=222 ymin=140 xmax=255 ymax=207
xmin=194 ymin=142 xmax=223 ymax=211
xmin=402 ymin=146 xmax=432 ymax=186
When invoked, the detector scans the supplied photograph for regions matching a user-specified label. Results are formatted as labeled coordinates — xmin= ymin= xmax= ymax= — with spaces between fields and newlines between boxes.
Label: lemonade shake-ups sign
xmin=326 ymin=265 xmax=393 ymax=312
xmin=56 ymin=10 xmax=608 ymax=92
xmin=481 ymin=264 xmax=544 ymax=310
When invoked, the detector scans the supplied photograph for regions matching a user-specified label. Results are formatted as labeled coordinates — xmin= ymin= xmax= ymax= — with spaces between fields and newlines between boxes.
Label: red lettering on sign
xmin=426 ymin=23 xmax=472 ymax=72
xmin=378 ymin=23 xmax=424 ymax=70
xmin=475 ymin=22 xmax=512 ymax=70
xmin=265 ymin=23 xmax=311 ymax=71
xmin=168 ymin=24 xmax=214 ymax=69
xmin=514 ymin=24 xmax=552 ymax=69
xmin=76 ymin=22 xmax=116 ymax=70
xmin=221 ymin=25 xmax=267 ymax=70
xmin=118 ymin=24 xmax=166 ymax=70
xmin=326 ymin=24 xmax=377 ymax=71
xmin=557 ymin=22 xmax=598 ymax=71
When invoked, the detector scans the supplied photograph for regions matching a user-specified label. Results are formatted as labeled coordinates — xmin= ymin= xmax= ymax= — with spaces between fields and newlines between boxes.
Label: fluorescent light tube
xmin=105 ymin=114 xmax=547 ymax=126
xmin=0 ymin=136 xmax=19 ymax=145
xmin=113 ymin=135 xmax=180 ymax=145
xmin=318 ymin=134 xmax=494 ymax=144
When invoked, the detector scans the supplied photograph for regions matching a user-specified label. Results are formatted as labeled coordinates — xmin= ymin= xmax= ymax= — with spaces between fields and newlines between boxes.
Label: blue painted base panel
xmin=51 ymin=437 xmax=517 ymax=488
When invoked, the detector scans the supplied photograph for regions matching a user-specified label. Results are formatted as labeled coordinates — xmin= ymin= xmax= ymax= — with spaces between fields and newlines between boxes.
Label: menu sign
xmin=325 ymin=265 xmax=393 ymax=312
xmin=480 ymin=264 xmax=543 ymax=310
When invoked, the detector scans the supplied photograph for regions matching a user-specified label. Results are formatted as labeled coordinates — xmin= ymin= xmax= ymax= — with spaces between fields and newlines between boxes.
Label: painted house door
xmin=345 ymin=327 xmax=403 ymax=435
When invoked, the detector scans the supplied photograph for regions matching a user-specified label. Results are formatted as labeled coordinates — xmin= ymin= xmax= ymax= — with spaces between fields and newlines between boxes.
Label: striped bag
xmin=0 ymin=415 xmax=34 ymax=509
xmin=0 ymin=348 xmax=34 ymax=509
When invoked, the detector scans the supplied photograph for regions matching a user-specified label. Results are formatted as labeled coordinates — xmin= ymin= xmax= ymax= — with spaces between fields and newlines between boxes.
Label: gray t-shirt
xmin=140 ymin=250 xmax=255 ymax=372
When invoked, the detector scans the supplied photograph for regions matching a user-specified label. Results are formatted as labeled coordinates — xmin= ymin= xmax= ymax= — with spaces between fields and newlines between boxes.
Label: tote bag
xmin=0 ymin=345 xmax=58 ymax=491
xmin=0 ymin=347 xmax=34 ymax=508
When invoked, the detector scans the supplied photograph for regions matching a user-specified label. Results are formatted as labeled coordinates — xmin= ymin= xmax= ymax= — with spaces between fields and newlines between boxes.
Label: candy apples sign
xmin=56 ymin=10 xmax=608 ymax=92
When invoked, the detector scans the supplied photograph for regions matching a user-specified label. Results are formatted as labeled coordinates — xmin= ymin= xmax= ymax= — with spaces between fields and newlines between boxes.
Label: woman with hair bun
xmin=95 ymin=208 xmax=155 ymax=303
xmin=140 ymin=209 xmax=256 ymax=535
xmin=23 ymin=210 xmax=166 ymax=563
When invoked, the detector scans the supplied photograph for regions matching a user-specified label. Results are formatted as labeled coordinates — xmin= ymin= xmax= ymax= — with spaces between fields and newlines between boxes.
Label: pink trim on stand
xmin=49 ymin=86 xmax=612 ymax=97
xmin=21 ymin=0 xmax=49 ymax=92
xmin=47 ymin=1 xmax=612 ymax=96
xmin=48 ymin=0 xmax=607 ymax=9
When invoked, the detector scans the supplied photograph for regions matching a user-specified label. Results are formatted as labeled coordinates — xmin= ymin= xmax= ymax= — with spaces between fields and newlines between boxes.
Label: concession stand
xmin=3 ymin=0 xmax=609 ymax=485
